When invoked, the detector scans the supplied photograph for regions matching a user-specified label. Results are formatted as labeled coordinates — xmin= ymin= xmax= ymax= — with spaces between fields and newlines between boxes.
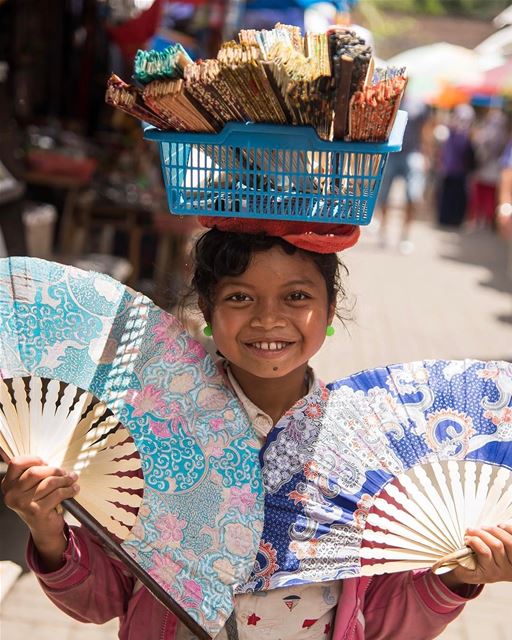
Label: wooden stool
xmin=70 ymin=193 xmax=153 ymax=287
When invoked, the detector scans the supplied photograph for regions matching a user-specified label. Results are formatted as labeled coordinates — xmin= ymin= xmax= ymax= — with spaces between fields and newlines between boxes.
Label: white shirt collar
xmin=224 ymin=363 xmax=318 ymax=440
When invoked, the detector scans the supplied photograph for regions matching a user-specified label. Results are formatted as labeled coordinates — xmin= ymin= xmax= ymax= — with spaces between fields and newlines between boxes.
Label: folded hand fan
xmin=0 ymin=257 xmax=264 ymax=639
xmin=240 ymin=359 xmax=512 ymax=591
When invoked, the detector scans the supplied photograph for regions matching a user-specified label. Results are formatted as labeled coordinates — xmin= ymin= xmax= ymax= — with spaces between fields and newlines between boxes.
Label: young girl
xmin=2 ymin=218 xmax=512 ymax=640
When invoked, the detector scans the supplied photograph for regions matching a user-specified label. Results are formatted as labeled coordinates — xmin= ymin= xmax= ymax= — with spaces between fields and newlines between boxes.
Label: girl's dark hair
xmin=183 ymin=229 xmax=351 ymax=322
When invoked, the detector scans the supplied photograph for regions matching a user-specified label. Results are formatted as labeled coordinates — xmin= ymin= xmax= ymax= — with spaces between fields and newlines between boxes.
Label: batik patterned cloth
xmin=0 ymin=256 xmax=264 ymax=638
xmin=240 ymin=359 xmax=512 ymax=591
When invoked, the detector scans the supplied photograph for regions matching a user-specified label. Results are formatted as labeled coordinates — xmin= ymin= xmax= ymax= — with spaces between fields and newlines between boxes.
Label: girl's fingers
xmin=482 ymin=525 xmax=512 ymax=566
xmin=2 ymin=456 xmax=46 ymax=485
xmin=464 ymin=533 xmax=495 ymax=567
xmin=465 ymin=527 xmax=510 ymax=575
xmin=33 ymin=483 xmax=80 ymax=514
xmin=2 ymin=463 xmax=68 ymax=498
xmin=17 ymin=465 xmax=68 ymax=492
xmin=2 ymin=458 xmax=77 ymax=516
xmin=32 ymin=473 xmax=79 ymax=503
xmin=471 ymin=527 xmax=506 ymax=565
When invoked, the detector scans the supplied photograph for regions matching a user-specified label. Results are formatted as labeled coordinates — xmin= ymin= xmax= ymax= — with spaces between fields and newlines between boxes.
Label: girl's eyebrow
xmin=284 ymin=279 xmax=317 ymax=287
xmin=217 ymin=280 xmax=255 ymax=288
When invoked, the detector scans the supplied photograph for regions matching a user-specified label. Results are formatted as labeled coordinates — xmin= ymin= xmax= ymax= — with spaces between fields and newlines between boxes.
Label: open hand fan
xmin=240 ymin=359 xmax=512 ymax=592
xmin=0 ymin=257 xmax=264 ymax=639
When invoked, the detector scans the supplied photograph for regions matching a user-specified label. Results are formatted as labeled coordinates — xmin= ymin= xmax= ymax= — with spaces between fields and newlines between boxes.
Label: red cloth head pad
xmin=198 ymin=217 xmax=360 ymax=254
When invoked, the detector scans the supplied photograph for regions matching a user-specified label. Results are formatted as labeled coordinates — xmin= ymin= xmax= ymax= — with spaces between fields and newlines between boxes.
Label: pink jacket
xmin=27 ymin=526 xmax=481 ymax=640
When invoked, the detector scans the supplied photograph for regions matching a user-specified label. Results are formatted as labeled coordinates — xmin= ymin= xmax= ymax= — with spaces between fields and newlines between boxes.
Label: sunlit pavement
xmin=2 ymin=209 xmax=512 ymax=639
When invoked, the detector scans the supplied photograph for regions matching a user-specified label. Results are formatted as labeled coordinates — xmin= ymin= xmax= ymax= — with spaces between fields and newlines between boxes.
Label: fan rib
xmin=463 ymin=461 xmax=477 ymax=530
xmin=76 ymin=496 xmax=135 ymax=538
xmin=430 ymin=462 xmax=465 ymax=547
xmin=479 ymin=467 xmax=510 ymax=524
xmin=0 ymin=406 xmax=18 ymax=457
xmin=473 ymin=464 xmax=493 ymax=526
xmin=28 ymin=376 xmax=46 ymax=453
xmin=447 ymin=461 xmax=466 ymax=544
xmin=361 ymin=546 xmax=443 ymax=562
xmin=0 ymin=379 xmax=25 ymax=456
xmin=361 ymin=558 xmax=449 ymax=576
xmin=404 ymin=468 xmax=461 ymax=549
xmin=480 ymin=467 xmax=512 ymax=525
xmin=364 ymin=524 xmax=450 ymax=556
xmin=385 ymin=479 xmax=457 ymax=550
xmin=13 ymin=377 xmax=32 ymax=454
xmin=365 ymin=511 xmax=453 ymax=555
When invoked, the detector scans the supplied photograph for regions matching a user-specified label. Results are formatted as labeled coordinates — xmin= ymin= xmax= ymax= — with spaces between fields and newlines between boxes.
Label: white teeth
xmin=251 ymin=342 xmax=288 ymax=351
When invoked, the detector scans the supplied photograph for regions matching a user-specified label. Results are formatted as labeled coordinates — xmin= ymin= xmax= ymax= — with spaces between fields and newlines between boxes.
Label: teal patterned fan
xmin=0 ymin=257 xmax=264 ymax=640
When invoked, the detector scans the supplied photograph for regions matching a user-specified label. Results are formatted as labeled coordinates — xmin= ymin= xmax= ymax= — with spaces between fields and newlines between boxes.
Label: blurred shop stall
xmin=0 ymin=0 xmax=232 ymax=307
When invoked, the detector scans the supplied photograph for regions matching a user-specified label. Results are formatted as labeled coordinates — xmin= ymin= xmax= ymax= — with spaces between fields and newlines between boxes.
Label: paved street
xmin=1 ymin=209 xmax=512 ymax=639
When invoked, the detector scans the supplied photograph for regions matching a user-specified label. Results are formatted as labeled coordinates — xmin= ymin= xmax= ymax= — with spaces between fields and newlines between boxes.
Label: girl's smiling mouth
xmin=245 ymin=340 xmax=294 ymax=353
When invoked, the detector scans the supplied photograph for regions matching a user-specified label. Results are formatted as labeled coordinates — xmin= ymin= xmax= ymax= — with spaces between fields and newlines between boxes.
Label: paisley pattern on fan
xmin=0 ymin=376 xmax=143 ymax=540
xmin=239 ymin=359 xmax=512 ymax=592
xmin=0 ymin=257 xmax=264 ymax=639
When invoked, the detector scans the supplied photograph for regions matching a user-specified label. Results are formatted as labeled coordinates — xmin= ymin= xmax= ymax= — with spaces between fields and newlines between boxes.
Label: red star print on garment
xmin=324 ymin=622 xmax=331 ymax=634
xmin=302 ymin=619 xmax=319 ymax=629
xmin=247 ymin=613 xmax=261 ymax=626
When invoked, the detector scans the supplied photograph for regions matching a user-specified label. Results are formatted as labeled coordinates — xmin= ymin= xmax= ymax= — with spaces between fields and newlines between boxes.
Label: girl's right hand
xmin=1 ymin=456 xmax=80 ymax=569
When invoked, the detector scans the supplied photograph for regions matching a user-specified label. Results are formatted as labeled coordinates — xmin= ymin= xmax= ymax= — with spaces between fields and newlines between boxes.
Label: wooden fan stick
xmin=62 ymin=498 xmax=212 ymax=640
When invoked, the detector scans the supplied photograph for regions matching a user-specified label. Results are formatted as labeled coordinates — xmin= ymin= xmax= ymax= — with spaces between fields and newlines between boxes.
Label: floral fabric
xmin=0 ymin=257 xmax=264 ymax=639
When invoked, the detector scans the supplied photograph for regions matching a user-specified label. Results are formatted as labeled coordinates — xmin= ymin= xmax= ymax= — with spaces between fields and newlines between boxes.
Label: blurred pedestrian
xmin=496 ymin=138 xmax=512 ymax=280
xmin=240 ymin=0 xmax=356 ymax=32
xmin=437 ymin=104 xmax=476 ymax=228
xmin=467 ymin=108 xmax=508 ymax=231
xmin=375 ymin=94 xmax=430 ymax=253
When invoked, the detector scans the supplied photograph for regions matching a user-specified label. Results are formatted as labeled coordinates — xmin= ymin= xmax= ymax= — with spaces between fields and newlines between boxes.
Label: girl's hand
xmin=440 ymin=525 xmax=512 ymax=590
xmin=1 ymin=456 xmax=80 ymax=569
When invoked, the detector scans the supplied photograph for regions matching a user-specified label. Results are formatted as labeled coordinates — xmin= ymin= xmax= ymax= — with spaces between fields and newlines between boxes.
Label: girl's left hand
xmin=440 ymin=524 xmax=512 ymax=589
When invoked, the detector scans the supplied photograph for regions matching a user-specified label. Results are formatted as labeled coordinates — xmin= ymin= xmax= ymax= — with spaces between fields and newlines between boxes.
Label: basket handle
xmin=219 ymin=111 xmax=408 ymax=151
xmin=212 ymin=122 xmax=332 ymax=149
xmin=144 ymin=121 xmax=329 ymax=148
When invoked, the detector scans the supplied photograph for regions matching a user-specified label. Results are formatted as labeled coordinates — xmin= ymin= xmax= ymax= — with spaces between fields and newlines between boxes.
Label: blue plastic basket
xmin=144 ymin=110 xmax=407 ymax=225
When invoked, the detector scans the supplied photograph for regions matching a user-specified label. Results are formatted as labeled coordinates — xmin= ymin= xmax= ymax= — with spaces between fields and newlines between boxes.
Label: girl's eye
xmin=226 ymin=293 xmax=251 ymax=302
xmin=288 ymin=291 xmax=310 ymax=302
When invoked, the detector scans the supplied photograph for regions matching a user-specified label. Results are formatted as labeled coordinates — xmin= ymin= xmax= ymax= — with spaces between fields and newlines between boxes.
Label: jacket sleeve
xmin=362 ymin=570 xmax=483 ymax=640
xmin=26 ymin=524 xmax=135 ymax=625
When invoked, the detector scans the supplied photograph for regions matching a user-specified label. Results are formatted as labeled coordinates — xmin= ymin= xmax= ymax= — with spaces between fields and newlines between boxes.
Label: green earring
xmin=326 ymin=325 xmax=335 ymax=337
xmin=203 ymin=323 xmax=213 ymax=337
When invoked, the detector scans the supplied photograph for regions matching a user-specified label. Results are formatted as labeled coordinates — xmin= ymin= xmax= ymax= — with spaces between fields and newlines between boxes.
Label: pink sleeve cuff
xmin=26 ymin=525 xmax=91 ymax=589
xmin=413 ymin=571 xmax=483 ymax=614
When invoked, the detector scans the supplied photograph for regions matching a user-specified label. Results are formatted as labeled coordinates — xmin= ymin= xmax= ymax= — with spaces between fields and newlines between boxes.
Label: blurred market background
xmin=1 ymin=0 xmax=512 ymax=638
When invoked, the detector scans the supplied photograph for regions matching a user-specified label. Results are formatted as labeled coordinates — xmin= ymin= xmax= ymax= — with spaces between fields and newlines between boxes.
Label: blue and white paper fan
xmin=241 ymin=359 xmax=512 ymax=591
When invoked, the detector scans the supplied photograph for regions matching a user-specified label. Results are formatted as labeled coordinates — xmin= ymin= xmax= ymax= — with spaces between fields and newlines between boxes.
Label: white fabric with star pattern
xmin=176 ymin=580 xmax=341 ymax=640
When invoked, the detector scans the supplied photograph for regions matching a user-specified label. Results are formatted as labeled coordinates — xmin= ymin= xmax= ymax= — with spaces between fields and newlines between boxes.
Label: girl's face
xmin=208 ymin=247 xmax=334 ymax=381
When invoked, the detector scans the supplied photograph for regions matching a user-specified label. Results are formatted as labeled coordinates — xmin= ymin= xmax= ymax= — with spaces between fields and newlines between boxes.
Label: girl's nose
xmin=250 ymin=301 xmax=287 ymax=329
